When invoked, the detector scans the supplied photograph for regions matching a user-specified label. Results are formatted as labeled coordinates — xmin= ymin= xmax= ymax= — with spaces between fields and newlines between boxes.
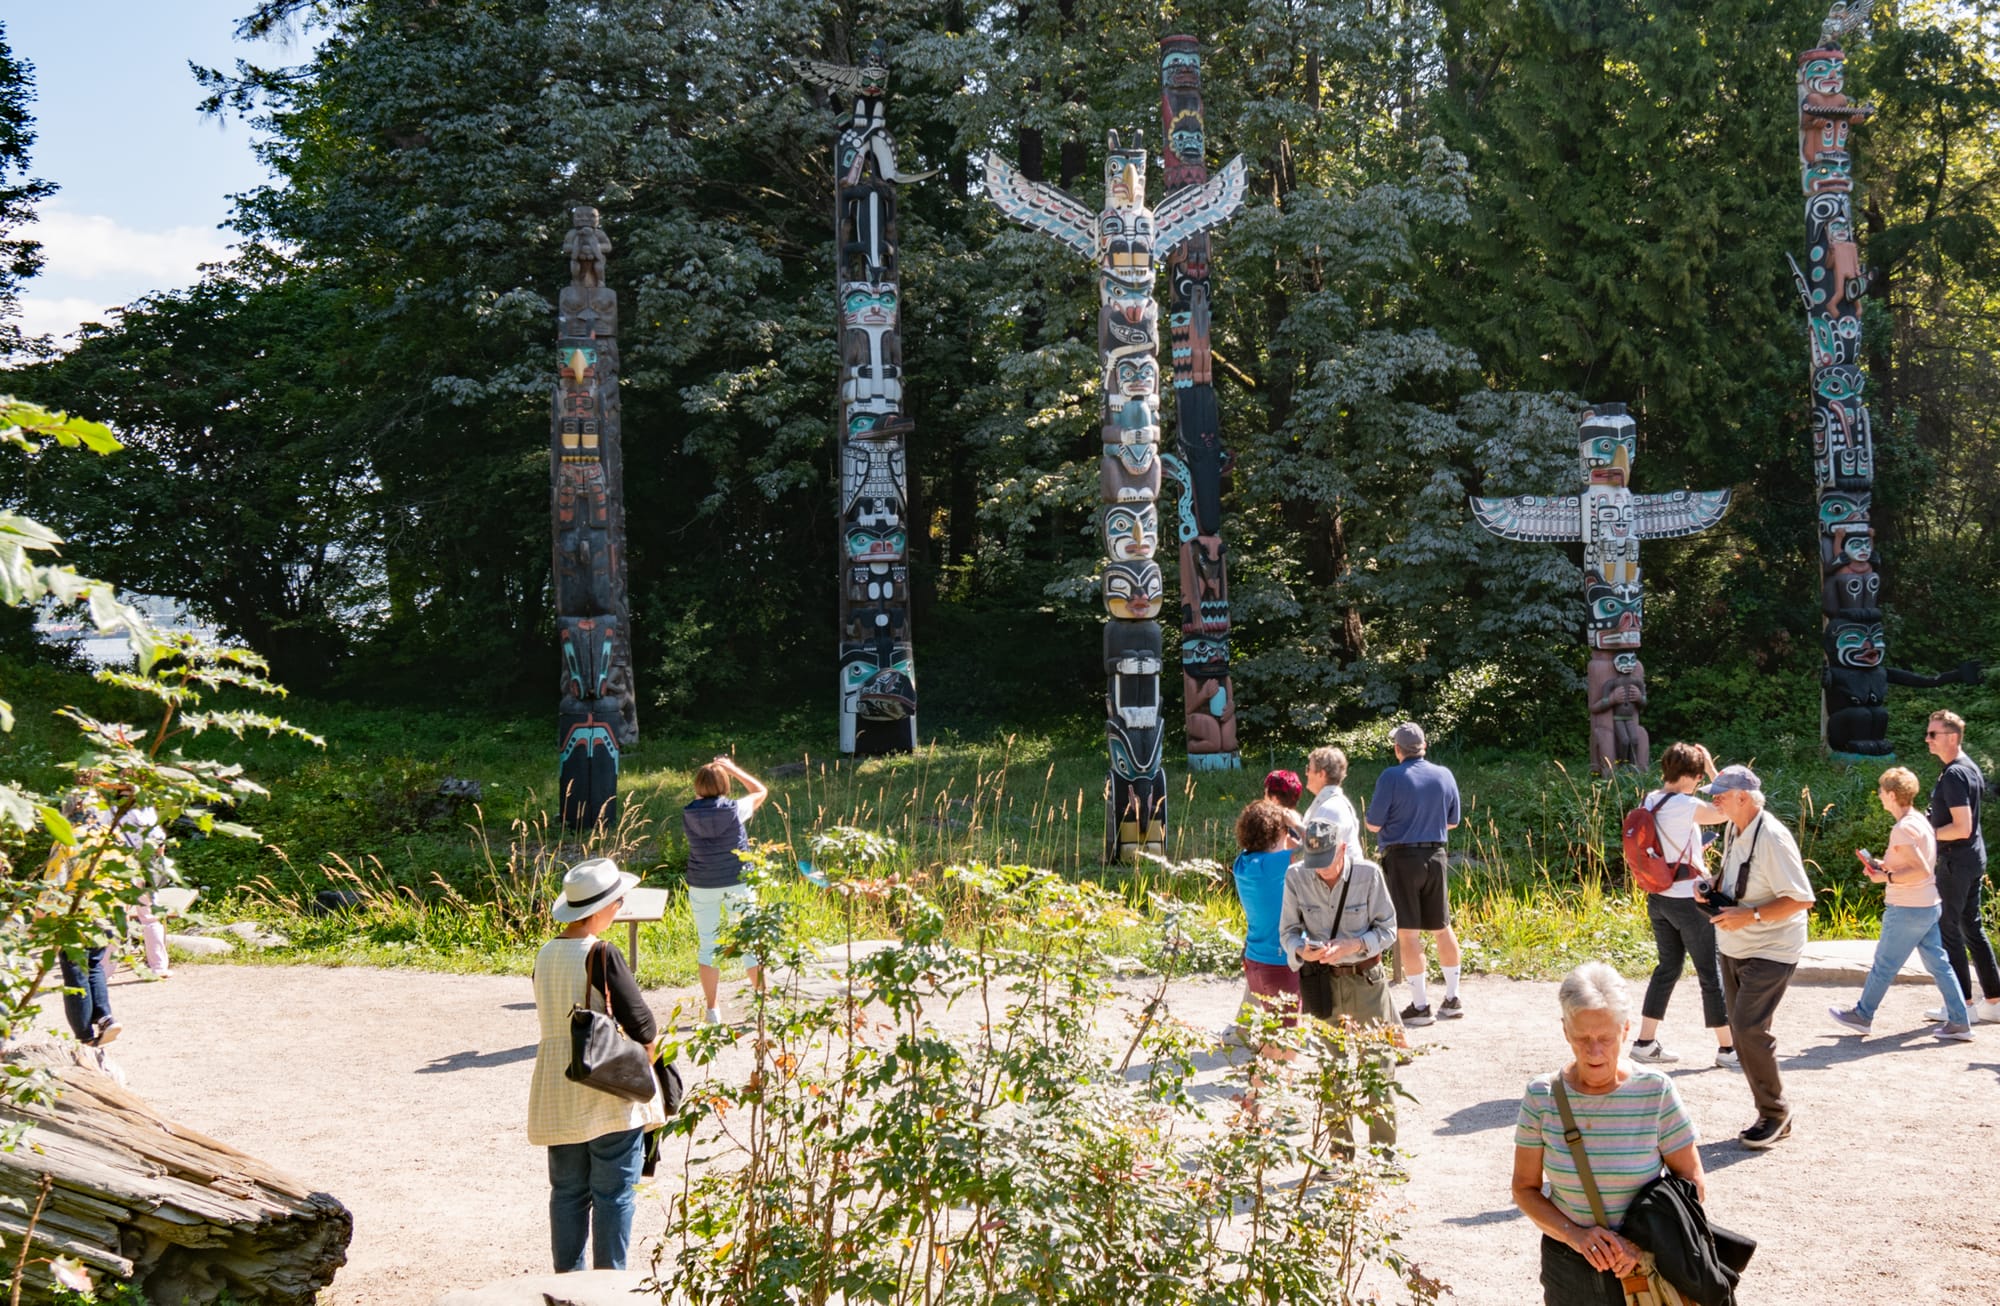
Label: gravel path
xmin=46 ymin=962 xmax=2000 ymax=1303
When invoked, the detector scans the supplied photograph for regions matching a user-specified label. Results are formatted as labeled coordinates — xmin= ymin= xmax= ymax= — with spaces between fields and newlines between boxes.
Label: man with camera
xmin=1697 ymin=766 xmax=1816 ymax=1150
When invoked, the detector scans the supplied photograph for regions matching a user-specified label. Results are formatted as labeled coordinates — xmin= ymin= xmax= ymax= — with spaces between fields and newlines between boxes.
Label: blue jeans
xmin=547 ymin=1126 xmax=645 ymax=1271
xmin=59 ymin=947 xmax=111 ymax=1042
xmin=1855 ymin=904 xmax=1968 ymax=1026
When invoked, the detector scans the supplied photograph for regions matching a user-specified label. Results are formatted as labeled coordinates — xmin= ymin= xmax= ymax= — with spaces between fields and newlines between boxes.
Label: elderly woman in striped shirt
xmin=1511 ymin=962 xmax=1708 ymax=1304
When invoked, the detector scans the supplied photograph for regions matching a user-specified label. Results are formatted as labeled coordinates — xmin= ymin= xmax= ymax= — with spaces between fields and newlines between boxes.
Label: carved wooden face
xmin=1100 ymin=447 xmax=1161 ymax=502
xmin=1104 ymin=561 xmax=1163 ymax=620
xmin=1579 ymin=413 xmax=1635 ymax=487
xmin=1104 ymin=138 xmax=1148 ymax=210
xmin=841 ymin=283 xmax=898 ymax=329
xmin=1826 ymin=619 xmax=1885 ymax=669
xmin=1102 ymin=504 xmax=1158 ymax=562
xmin=1585 ymin=580 xmax=1643 ymax=649
xmin=1818 ymin=491 xmax=1870 ymax=531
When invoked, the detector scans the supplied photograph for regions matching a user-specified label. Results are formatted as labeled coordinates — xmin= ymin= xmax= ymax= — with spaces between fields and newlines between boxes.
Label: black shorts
xmin=1381 ymin=843 xmax=1450 ymax=931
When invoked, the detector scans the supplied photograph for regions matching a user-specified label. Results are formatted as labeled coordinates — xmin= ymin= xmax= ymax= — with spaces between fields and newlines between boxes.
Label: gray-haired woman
xmin=1511 ymin=962 xmax=1707 ymax=1304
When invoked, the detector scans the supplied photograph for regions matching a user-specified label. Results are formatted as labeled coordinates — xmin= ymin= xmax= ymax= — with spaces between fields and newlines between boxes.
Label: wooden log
xmin=0 ymin=1041 xmax=350 ymax=1304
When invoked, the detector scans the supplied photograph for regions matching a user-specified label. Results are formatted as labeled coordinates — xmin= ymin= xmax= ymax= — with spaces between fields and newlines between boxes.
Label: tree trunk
xmin=0 ymin=1042 xmax=351 ymax=1304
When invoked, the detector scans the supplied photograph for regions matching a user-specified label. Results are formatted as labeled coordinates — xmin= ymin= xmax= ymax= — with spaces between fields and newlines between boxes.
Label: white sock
xmin=1443 ymin=966 xmax=1461 ymax=1000
xmin=1409 ymin=974 xmax=1429 ymax=1009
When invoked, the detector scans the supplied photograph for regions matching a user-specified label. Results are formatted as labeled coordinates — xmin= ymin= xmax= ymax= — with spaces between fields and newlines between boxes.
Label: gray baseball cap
xmin=1390 ymin=721 xmax=1427 ymax=753
xmin=1703 ymin=764 xmax=1762 ymax=795
xmin=1299 ymin=819 xmax=1350 ymax=872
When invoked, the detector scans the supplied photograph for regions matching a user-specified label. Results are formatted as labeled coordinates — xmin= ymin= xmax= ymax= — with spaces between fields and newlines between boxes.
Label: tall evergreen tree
xmin=0 ymin=20 xmax=54 ymax=360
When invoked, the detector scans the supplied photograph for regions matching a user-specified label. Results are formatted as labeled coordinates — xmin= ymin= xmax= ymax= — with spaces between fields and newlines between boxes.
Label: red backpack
xmin=1621 ymin=793 xmax=1693 ymax=893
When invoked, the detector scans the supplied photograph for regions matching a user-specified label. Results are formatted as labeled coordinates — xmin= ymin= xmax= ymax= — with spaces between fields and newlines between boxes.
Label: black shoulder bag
xmin=566 ymin=940 xmax=658 ymax=1102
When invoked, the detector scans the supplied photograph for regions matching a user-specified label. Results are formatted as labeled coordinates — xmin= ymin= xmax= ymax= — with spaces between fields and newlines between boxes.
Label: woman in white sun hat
xmin=527 ymin=858 xmax=665 ymax=1272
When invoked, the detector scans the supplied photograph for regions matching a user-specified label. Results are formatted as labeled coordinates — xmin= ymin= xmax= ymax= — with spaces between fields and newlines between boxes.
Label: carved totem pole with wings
xmin=1469 ymin=404 xmax=1731 ymax=776
xmin=806 ymin=41 xmax=934 ymax=755
xmin=984 ymin=117 xmax=1246 ymax=862
xmin=553 ymin=206 xmax=637 ymax=829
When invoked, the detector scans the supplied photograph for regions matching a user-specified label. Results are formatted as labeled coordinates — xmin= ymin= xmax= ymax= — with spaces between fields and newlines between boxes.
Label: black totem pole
xmin=807 ymin=41 xmax=931 ymax=755
xmin=1790 ymin=4 xmax=1978 ymax=758
xmin=553 ymin=206 xmax=636 ymax=829
xmin=1157 ymin=35 xmax=1241 ymax=771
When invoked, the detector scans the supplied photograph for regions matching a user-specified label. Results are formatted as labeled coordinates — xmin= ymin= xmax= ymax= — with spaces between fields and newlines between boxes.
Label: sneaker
xmin=703 ymin=1008 xmax=723 ymax=1027
xmin=1936 ymin=1021 xmax=1975 ymax=1043
xmin=91 ymin=1019 xmax=122 ymax=1047
xmin=1400 ymin=1002 xmax=1435 ymax=1027
xmin=1630 ymin=1039 xmax=1680 ymax=1064
xmin=1738 ymin=1114 xmax=1792 ymax=1150
xmin=1714 ymin=1048 xmax=1742 ymax=1072
xmin=1934 ymin=1001 xmax=2000 ymax=1024
xmin=1827 ymin=1006 xmax=1873 ymax=1035
xmin=1437 ymin=995 xmax=1465 ymax=1020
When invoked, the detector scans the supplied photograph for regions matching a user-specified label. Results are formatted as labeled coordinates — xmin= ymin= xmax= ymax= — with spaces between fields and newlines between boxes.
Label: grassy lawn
xmin=7 ymin=653 xmax=1995 ymax=985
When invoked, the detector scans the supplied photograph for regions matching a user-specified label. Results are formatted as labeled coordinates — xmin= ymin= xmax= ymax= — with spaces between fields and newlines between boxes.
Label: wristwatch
xmin=1751 ymin=907 xmax=1763 ymax=923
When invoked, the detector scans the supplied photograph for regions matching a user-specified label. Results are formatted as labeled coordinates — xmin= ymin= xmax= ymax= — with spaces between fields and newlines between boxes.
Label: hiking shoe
xmin=1827 ymin=1006 xmax=1873 ymax=1035
xmin=1437 ymin=995 xmax=1465 ymax=1020
xmin=1738 ymin=1114 xmax=1792 ymax=1150
xmin=1400 ymin=1003 xmax=1435 ymax=1027
xmin=1936 ymin=1021 xmax=1975 ymax=1043
xmin=1714 ymin=1048 xmax=1742 ymax=1072
xmin=1630 ymin=1039 xmax=1680 ymax=1064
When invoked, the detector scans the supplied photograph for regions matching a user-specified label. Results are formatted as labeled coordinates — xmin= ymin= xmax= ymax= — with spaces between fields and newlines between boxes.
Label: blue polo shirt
xmin=1231 ymin=849 xmax=1293 ymax=966
xmin=1368 ymin=757 xmax=1460 ymax=846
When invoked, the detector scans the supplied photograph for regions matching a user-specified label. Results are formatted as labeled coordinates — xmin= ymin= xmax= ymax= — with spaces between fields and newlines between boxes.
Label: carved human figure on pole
xmin=1156 ymin=35 xmax=1242 ymax=771
xmin=553 ymin=205 xmax=636 ymax=829
xmin=1788 ymin=7 xmax=1979 ymax=757
xmin=1469 ymin=404 xmax=1731 ymax=776
xmin=806 ymin=41 xmax=931 ymax=755
xmin=984 ymin=122 xmax=1245 ymax=861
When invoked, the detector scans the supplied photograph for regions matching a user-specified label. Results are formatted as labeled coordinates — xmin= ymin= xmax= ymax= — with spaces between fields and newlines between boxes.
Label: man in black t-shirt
xmin=1925 ymin=710 xmax=2000 ymax=1023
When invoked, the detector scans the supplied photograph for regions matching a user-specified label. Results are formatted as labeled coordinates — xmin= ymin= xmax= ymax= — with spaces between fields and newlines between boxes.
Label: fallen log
xmin=0 ymin=1041 xmax=350 ymax=1303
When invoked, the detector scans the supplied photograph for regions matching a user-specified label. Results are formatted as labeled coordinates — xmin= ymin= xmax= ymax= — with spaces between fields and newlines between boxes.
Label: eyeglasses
xmin=1925 ymin=730 xmax=1956 ymax=738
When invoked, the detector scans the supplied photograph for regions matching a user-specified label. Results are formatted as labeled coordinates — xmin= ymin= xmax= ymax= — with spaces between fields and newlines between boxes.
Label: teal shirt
xmin=1231 ymin=849 xmax=1292 ymax=966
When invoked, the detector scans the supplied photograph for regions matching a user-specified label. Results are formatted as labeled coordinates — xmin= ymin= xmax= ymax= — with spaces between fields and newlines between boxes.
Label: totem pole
xmin=1469 ymin=404 xmax=1732 ymax=775
xmin=553 ymin=206 xmax=637 ymax=829
xmin=984 ymin=127 xmax=1245 ymax=861
xmin=1788 ymin=4 xmax=1979 ymax=758
xmin=806 ymin=41 xmax=932 ymax=755
xmin=1156 ymin=35 xmax=1240 ymax=771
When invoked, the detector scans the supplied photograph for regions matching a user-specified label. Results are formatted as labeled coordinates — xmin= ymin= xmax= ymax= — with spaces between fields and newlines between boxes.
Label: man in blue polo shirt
xmin=1366 ymin=721 xmax=1462 ymax=1026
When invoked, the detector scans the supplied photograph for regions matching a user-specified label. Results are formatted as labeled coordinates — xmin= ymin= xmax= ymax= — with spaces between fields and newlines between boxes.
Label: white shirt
xmin=1641 ymin=789 xmax=1703 ymax=899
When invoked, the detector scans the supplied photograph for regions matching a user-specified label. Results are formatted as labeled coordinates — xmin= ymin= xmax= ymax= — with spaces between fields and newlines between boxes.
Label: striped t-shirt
xmin=1514 ymin=1068 xmax=1696 ymax=1228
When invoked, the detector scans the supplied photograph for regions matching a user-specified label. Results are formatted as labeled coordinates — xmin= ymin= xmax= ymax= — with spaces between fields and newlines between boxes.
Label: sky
xmin=8 ymin=3 xmax=310 ymax=346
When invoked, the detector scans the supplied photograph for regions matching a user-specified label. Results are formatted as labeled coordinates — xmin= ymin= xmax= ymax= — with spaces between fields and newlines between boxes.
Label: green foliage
xmin=652 ymin=846 xmax=1442 ymax=1306
xmin=0 ymin=21 xmax=54 ymax=361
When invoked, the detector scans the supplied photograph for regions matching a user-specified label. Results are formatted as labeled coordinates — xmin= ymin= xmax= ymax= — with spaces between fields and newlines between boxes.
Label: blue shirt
xmin=1368 ymin=757 xmax=1461 ymax=845
xmin=1231 ymin=849 xmax=1293 ymax=966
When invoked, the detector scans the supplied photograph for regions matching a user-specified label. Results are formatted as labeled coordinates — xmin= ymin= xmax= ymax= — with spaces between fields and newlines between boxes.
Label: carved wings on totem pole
xmin=980 ymin=151 xmax=1247 ymax=265
xmin=1467 ymin=490 xmax=1733 ymax=544
xmin=803 ymin=52 xmax=938 ymax=187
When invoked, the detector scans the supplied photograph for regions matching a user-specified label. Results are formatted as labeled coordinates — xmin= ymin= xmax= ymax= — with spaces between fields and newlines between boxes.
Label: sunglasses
xmin=1925 ymin=730 xmax=1957 ymax=738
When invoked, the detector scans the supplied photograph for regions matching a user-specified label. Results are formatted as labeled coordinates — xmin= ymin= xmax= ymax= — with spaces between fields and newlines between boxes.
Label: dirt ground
xmin=40 ymin=961 xmax=2000 ymax=1304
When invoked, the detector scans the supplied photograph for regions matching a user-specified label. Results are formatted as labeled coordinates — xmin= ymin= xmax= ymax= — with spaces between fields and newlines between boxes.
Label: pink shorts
xmin=1243 ymin=958 xmax=1301 ymax=1028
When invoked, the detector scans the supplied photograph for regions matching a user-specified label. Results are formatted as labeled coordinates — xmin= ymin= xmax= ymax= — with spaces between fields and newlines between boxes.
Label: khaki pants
xmin=1299 ymin=959 xmax=1401 ymax=1146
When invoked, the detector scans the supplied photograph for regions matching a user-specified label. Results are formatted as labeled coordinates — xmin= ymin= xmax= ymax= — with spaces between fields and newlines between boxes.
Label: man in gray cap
xmin=1366 ymin=721 xmax=1463 ymax=1025
xmin=1280 ymin=815 xmax=1401 ymax=1146
xmin=1700 ymin=764 xmax=1816 ymax=1150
